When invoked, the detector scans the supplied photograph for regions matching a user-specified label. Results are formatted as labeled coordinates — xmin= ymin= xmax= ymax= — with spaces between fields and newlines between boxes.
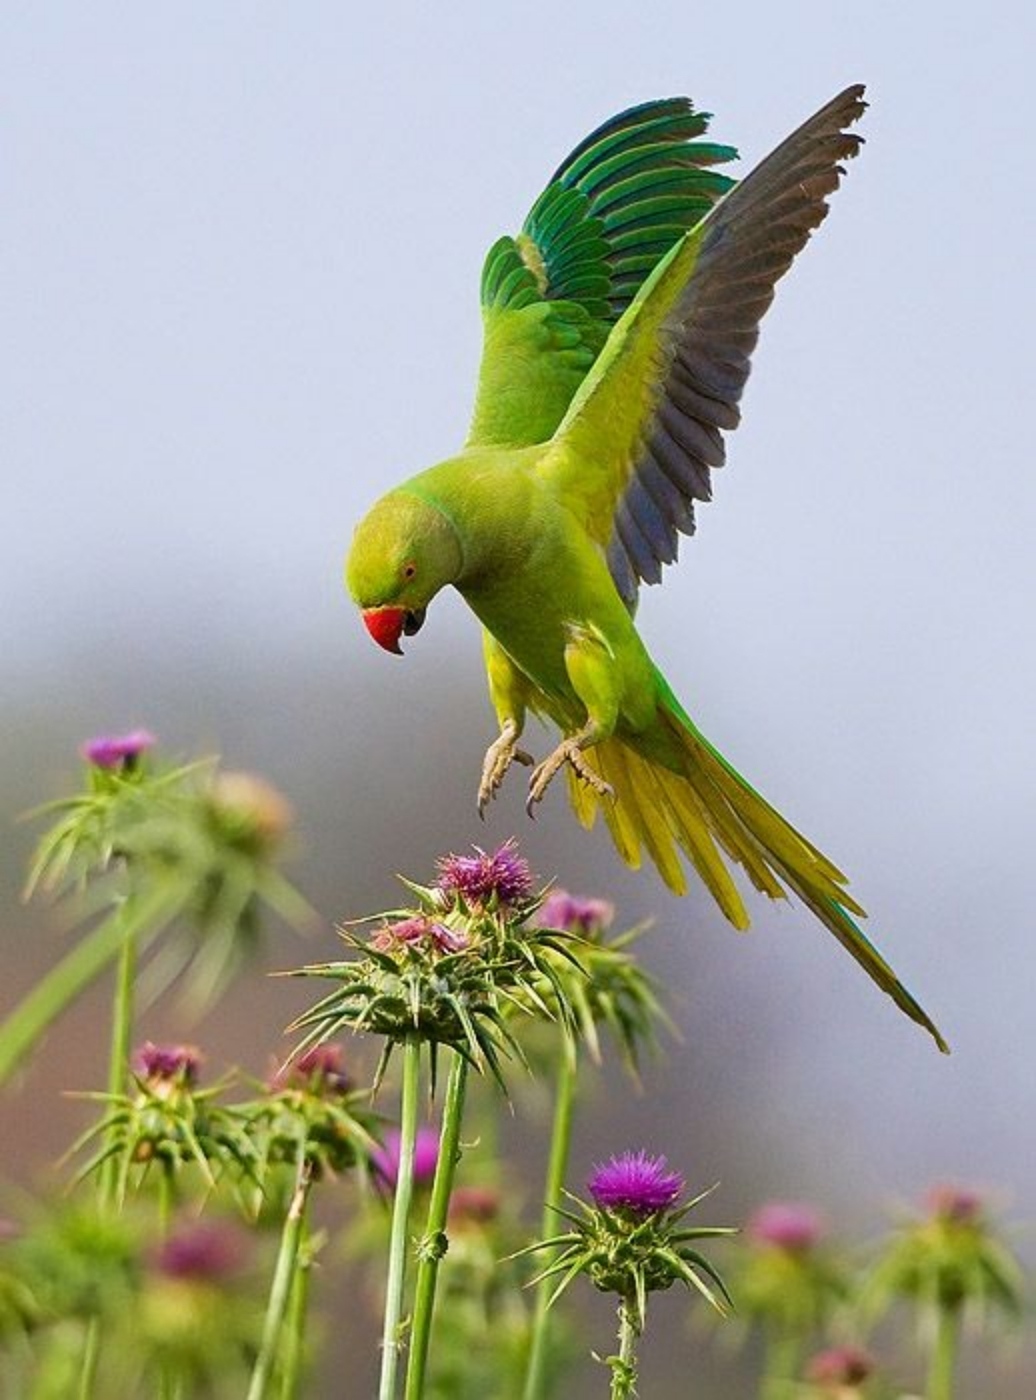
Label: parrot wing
xmin=466 ymin=100 xmax=737 ymax=450
xmin=538 ymin=85 xmax=866 ymax=610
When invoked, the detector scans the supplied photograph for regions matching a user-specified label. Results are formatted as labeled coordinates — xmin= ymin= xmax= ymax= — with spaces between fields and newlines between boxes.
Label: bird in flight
xmin=346 ymin=85 xmax=947 ymax=1051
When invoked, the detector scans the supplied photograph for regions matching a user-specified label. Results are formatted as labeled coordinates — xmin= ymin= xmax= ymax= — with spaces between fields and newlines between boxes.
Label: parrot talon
xmin=477 ymin=724 xmax=535 ymax=816
xmin=526 ymin=739 xmax=613 ymax=815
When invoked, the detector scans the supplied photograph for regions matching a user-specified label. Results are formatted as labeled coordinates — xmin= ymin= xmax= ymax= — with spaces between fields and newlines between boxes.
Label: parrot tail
xmin=565 ymin=691 xmax=948 ymax=1052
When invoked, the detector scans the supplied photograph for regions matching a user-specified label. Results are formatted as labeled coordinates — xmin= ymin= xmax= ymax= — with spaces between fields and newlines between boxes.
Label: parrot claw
xmin=525 ymin=739 xmax=614 ymax=816
xmin=477 ymin=723 xmax=535 ymax=817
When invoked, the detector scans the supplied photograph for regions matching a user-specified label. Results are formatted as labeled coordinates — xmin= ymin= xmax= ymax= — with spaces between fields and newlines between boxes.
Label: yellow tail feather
xmin=564 ymin=708 xmax=948 ymax=1052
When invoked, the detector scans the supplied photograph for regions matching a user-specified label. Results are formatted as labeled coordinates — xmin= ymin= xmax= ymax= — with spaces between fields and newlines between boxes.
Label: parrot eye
xmin=402 ymin=562 xmax=417 ymax=580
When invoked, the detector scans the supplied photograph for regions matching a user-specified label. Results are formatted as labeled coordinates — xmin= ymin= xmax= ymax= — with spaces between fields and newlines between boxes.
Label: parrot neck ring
xmin=362 ymin=606 xmax=426 ymax=655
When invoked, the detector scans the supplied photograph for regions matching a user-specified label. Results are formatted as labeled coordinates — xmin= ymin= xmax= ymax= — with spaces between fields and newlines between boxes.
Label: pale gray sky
xmin=3 ymin=3 xmax=1035 ymax=1392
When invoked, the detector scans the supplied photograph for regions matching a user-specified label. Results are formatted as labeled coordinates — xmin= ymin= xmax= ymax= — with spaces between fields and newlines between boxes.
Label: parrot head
xmin=345 ymin=489 xmax=464 ymax=655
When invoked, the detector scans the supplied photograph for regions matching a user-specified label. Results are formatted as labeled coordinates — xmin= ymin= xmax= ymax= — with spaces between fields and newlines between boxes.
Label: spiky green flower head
xmin=345 ymin=486 xmax=464 ymax=655
xmin=249 ymin=1043 xmax=378 ymax=1182
xmin=866 ymin=1183 xmax=1024 ymax=1323
xmin=523 ymin=894 xmax=668 ymax=1078
xmin=286 ymin=842 xmax=583 ymax=1095
xmin=731 ymin=1199 xmax=847 ymax=1338
xmin=70 ymin=1043 xmax=255 ymax=1204
xmin=519 ymin=1154 xmax=735 ymax=1329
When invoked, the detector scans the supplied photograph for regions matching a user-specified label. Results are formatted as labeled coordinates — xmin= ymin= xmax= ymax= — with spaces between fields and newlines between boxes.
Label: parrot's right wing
xmin=466 ymin=100 xmax=736 ymax=451
xmin=538 ymin=85 xmax=866 ymax=610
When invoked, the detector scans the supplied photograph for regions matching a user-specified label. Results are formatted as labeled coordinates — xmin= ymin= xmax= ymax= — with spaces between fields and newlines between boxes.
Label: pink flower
xmin=131 ymin=1042 xmax=202 ymax=1088
xmin=748 ymin=1201 xmax=825 ymax=1252
xmin=436 ymin=840 xmax=533 ymax=908
xmin=448 ymin=1185 xmax=501 ymax=1226
xmin=371 ymin=1125 xmax=439 ymax=1191
xmin=273 ymin=1043 xmax=351 ymax=1096
xmin=80 ymin=729 xmax=156 ymax=770
xmin=369 ymin=917 xmax=469 ymax=955
xmin=806 ymin=1345 xmax=873 ymax=1387
xmin=925 ymin=1183 xmax=984 ymax=1224
xmin=155 ymin=1221 xmax=249 ymax=1281
xmin=536 ymin=889 xmax=615 ymax=935
xmin=588 ymin=1150 xmax=684 ymax=1217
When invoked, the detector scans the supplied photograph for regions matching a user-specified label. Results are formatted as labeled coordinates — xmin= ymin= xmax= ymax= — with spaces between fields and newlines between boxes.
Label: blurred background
xmin=3 ymin=2 xmax=1033 ymax=1393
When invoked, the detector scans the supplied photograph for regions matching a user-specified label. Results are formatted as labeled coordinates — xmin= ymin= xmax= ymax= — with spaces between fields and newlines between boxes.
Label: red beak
xmin=362 ymin=607 xmax=406 ymax=655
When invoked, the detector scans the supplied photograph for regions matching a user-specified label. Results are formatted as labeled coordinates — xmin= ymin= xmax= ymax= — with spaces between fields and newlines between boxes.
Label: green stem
xmin=927 ymin=1304 xmax=960 ymax=1400
xmin=609 ymin=1295 xmax=640 ymax=1400
xmin=77 ymin=1327 xmax=101 ymax=1400
xmin=157 ymin=1163 xmax=176 ymax=1238
xmin=77 ymin=902 xmax=141 ymax=1400
xmin=100 ymin=904 xmax=136 ymax=1205
xmin=522 ymin=1043 xmax=578 ymax=1400
xmin=278 ymin=1213 xmax=312 ymax=1400
xmin=248 ymin=1157 xmax=314 ymax=1400
xmin=762 ymin=1330 xmax=802 ymax=1400
xmin=378 ymin=1035 xmax=422 ymax=1400
xmin=156 ymin=1163 xmax=183 ymax=1399
xmin=404 ymin=1050 xmax=469 ymax=1400
xmin=0 ymin=886 xmax=178 ymax=1086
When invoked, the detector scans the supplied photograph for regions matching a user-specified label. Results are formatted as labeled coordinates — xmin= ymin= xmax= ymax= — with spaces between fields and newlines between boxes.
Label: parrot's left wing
xmin=538 ymin=85 xmax=866 ymax=609
xmin=466 ymin=101 xmax=736 ymax=450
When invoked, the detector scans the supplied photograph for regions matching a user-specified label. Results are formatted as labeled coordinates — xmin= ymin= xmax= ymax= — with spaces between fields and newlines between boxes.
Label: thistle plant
xmin=730 ymin=1201 xmax=849 ymax=1399
xmin=67 ymin=1042 xmax=256 ymax=1220
xmin=241 ymin=1043 xmax=379 ymax=1400
xmin=520 ymin=1151 xmax=735 ymax=1398
xmin=2 ymin=734 xmax=1028 ymax=1397
xmin=863 ymin=1185 xmax=1024 ymax=1400
xmin=285 ymin=839 xmax=583 ymax=1400
xmin=1 ymin=734 xmax=309 ymax=1087
xmin=520 ymin=891 xmax=670 ymax=1400
xmin=137 ymin=1217 xmax=260 ymax=1397
xmin=424 ymin=1183 xmax=555 ymax=1399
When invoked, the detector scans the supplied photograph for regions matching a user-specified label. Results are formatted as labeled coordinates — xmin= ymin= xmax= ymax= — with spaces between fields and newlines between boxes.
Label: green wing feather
xmin=539 ymin=85 xmax=867 ymax=608
xmin=467 ymin=100 xmax=737 ymax=450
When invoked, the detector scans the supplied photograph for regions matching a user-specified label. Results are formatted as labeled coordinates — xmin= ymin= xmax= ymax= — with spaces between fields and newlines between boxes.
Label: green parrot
xmin=346 ymin=85 xmax=947 ymax=1052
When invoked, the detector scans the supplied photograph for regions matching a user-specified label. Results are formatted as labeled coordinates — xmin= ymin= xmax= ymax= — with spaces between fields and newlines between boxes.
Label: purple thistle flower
xmin=436 ymin=839 xmax=533 ymax=908
xmin=131 ymin=1041 xmax=202 ymax=1088
xmin=80 ymin=728 xmax=156 ymax=770
xmin=155 ymin=1221 xmax=249 ymax=1281
xmin=806 ymin=1345 xmax=874 ymax=1387
xmin=369 ymin=916 xmax=469 ymax=956
xmin=428 ymin=922 xmax=471 ymax=954
xmin=448 ymin=1184 xmax=501 ymax=1226
xmin=925 ymin=1183 xmax=984 ymax=1225
xmin=588 ymin=1150 xmax=685 ymax=1218
xmin=536 ymin=889 xmax=615 ymax=935
xmin=273 ymin=1043 xmax=351 ymax=1096
xmin=748 ymin=1201 xmax=825 ymax=1253
xmin=371 ymin=1125 xmax=439 ymax=1191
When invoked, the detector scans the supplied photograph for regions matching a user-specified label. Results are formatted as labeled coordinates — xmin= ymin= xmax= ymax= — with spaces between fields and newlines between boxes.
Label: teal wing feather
xmin=537 ymin=86 xmax=867 ymax=609
xmin=467 ymin=100 xmax=737 ymax=449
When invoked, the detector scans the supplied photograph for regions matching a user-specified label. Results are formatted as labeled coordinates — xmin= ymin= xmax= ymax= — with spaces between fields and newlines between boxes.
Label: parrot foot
xmin=477 ymin=722 xmax=535 ymax=817
xmin=526 ymin=739 xmax=614 ymax=817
